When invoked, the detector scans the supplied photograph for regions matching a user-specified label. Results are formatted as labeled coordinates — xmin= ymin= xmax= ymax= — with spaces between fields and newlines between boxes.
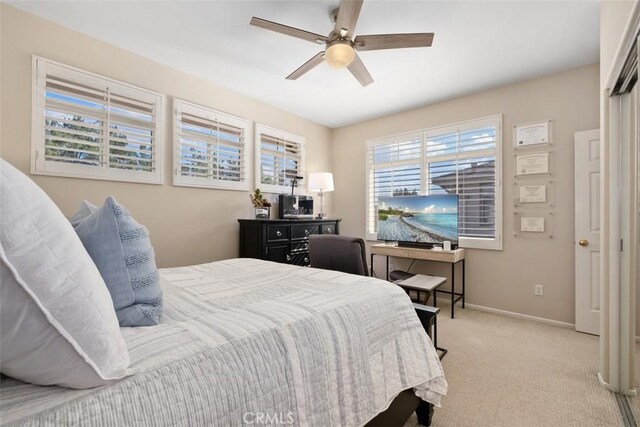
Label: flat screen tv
xmin=376 ymin=195 xmax=459 ymax=249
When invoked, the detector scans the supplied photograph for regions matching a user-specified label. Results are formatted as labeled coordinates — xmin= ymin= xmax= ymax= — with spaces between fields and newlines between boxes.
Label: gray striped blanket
xmin=1 ymin=258 xmax=447 ymax=426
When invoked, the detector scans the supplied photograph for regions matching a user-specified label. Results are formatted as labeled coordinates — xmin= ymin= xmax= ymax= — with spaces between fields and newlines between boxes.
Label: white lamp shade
xmin=308 ymin=172 xmax=334 ymax=192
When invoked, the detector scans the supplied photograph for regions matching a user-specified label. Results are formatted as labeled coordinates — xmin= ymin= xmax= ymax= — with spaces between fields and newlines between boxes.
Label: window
xmin=173 ymin=99 xmax=249 ymax=191
xmin=366 ymin=115 xmax=502 ymax=250
xmin=31 ymin=56 xmax=163 ymax=184
xmin=255 ymin=124 xmax=305 ymax=193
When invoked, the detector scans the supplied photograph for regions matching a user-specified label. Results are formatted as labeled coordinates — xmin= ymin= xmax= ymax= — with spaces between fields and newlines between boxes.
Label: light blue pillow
xmin=72 ymin=196 xmax=163 ymax=327
xmin=69 ymin=200 xmax=97 ymax=227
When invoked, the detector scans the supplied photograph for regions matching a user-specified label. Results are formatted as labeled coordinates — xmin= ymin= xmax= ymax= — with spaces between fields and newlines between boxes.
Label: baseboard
xmin=598 ymin=372 xmax=614 ymax=391
xmin=438 ymin=299 xmax=574 ymax=329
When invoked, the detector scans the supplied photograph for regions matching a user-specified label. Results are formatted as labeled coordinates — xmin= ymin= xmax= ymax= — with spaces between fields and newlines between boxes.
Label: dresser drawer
xmin=267 ymin=225 xmax=289 ymax=242
xmin=290 ymin=251 xmax=310 ymax=266
xmin=291 ymin=224 xmax=319 ymax=240
xmin=321 ymin=223 xmax=337 ymax=234
xmin=291 ymin=240 xmax=310 ymax=253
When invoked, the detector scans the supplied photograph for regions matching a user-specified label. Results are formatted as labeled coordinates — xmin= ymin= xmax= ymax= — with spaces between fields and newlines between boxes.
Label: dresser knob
xmin=276 ymin=231 xmax=282 ymax=237
xmin=327 ymin=228 xmax=332 ymax=233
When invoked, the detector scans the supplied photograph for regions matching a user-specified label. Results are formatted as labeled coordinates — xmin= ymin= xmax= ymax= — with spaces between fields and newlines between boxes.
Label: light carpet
xmin=404 ymin=307 xmax=621 ymax=427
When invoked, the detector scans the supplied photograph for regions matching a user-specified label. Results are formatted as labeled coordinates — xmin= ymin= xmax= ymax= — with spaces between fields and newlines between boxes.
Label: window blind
xmin=33 ymin=57 xmax=163 ymax=184
xmin=365 ymin=116 xmax=502 ymax=250
xmin=173 ymin=100 xmax=248 ymax=190
xmin=366 ymin=134 xmax=422 ymax=235
xmin=426 ymin=126 xmax=497 ymax=238
xmin=256 ymin=124 xmax=305 ymax=192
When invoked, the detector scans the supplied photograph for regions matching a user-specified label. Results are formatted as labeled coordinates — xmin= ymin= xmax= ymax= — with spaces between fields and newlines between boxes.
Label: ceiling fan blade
xmin=250 ymin=17 xmax=327 ymax=44
xmin=347 ymin=53 xmax=374 ymax=87
xmin=354 ymin=33 xmax=434 ymax=51
xmin=334 ymin=0 xmax=364 ymax=38
xmin=286 ymin=52 xmax=326 ymax=80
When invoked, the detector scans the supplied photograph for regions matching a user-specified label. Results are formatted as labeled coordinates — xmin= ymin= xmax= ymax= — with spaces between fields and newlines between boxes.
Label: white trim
xmin=596 ymin=373 xmax=637 ymax=397
xmin=598 ymin=372 xmax=638 ymax=396
xmin=172 ymin=98 xmax=250 ymax=191
xmin=254 ymin=123 xmax=305 ymax=194
xmin=424 ymin=114 xmax=502 ymax=138
xmin=597 ymin=372 xmax=614 ymax=391
xmin=605 ymin=1 xmax=640 ymax=91
xmin=454 ymin=301 xmax=575 ymax=329
xmin=608 ymin=94 xmax=622 ymax=392
xmin=31 ymin=56 xmax=164 ymax=185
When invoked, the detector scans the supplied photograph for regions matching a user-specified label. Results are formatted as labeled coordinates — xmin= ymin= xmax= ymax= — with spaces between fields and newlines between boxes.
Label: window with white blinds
xmin=366 ymin=133 xmax=423 ymax=236
xmin=366 ymin=115 xmax=502 ymax=250
xmin=255 ymin=124 xmax=305 ymax=193
xmin=31 ymin=56 xmax=163 ymax=184
xmin=173 ymin=100 xmax=249 ymax=191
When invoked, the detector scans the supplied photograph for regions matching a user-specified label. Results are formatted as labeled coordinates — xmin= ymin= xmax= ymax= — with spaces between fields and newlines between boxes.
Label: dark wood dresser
xmin=238 ymin=218 xmax=341 ymax=266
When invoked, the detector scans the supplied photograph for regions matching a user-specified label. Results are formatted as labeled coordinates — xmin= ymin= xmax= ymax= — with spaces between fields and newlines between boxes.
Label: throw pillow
xmin=69 ymin=199 xmax=97 ymax=227
xmin=0 ymin=159 xmax=130 ymax=389
xmin=72 ymin=196 xmax=163 ymax=326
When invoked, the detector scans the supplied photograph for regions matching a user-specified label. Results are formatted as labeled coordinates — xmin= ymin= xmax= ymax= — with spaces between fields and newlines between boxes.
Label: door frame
xmin=600 ymin=6 xmax=640 ymax=394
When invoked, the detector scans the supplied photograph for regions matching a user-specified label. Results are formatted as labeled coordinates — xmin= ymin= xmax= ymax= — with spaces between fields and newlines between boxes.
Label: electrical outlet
xmin=534 ymin=284 xmax=544 ymax=296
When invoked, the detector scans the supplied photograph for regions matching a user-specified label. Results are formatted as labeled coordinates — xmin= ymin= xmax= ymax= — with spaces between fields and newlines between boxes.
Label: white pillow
xmin=0 ymin=159 xmax=130 ymax=389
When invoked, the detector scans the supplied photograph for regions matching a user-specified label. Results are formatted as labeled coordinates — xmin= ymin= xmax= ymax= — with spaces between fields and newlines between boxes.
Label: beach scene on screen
xmin=377 ymin=195 xmax=458 ymax=243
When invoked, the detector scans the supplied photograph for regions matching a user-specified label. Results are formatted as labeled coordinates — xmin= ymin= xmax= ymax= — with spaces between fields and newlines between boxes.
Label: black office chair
xmin=308 ymin=235 xmax=369 ymax=276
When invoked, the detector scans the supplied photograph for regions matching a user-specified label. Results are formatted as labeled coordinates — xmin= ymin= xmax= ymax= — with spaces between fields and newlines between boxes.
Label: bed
xmin=0 ymin=258 xmax=446 ymax=426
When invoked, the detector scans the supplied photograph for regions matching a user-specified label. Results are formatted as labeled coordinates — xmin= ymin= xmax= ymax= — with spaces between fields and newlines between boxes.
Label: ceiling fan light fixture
xmin=325 ymin=40 xmax=355 ymax=69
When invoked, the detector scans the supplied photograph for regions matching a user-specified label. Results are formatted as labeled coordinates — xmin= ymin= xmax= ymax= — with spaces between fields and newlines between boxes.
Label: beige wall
xmin=331 ymin=64 xmax=600 ymax=324
xmin=0 ymin=4 xmax=333 ymax=268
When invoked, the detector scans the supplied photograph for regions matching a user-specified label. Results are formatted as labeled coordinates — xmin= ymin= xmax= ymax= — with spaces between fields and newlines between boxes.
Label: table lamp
xmin=308 ymin=172 xmax=334 ymax=219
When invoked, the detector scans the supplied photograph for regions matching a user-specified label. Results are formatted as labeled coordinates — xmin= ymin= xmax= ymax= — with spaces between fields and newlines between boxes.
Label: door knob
xmin=578 ymin=239 xmax=589 ymax=247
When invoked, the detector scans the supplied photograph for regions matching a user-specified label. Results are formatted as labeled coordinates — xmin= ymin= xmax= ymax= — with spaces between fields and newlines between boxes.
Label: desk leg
xmin=370 ymin=254 xmax=374 ymax=277
xmin=386 ymin=256 xmax=389 ymax=281
xmin=433 ymin=314 xmax=438 ymax=347
xmin=462 ymin=259 xmax=466 ymax=309
xmin=451 ymin=263 xmax=455 ymax=319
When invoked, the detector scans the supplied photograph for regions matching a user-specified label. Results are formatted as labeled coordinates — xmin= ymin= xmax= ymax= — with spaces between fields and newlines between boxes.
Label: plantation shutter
xmin=43 ymin=75 xmax=105 ymax=167
xmin=366 ymin=134 xmax=422 ymax=235
xmin=426 ymin=125 xmax=497 ymax=239
xmin=33 ymin=57 xmax=163 ymax=184
xmin=173 ymin=100 xmax=248 ymax=190
xmin=256 ymin=124 xmax=305 ymax=193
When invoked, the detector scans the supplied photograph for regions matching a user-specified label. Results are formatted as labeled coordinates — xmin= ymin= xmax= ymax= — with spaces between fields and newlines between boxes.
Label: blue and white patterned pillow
xmin=72 ymin=197 xmax=163 ymax=327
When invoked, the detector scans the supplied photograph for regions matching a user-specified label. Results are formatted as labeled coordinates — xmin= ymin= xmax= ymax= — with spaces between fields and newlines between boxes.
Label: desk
xmin=370 ymin=244 xmax=466 ymax=318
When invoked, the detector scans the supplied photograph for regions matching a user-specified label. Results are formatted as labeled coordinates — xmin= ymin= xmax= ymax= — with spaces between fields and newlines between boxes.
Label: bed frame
xmin=366 ymin=391 xmax=433 ymax=426
xmin=365 ymin=302 xmax=438 ymax=426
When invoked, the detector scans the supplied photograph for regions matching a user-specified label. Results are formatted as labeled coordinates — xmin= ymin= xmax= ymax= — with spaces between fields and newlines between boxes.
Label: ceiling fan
xmin=250 ymin=0 xmax=434 ymax=87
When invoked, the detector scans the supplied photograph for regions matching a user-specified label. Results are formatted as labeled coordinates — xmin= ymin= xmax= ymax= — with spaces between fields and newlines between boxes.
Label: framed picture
xmin=514 ymin=121 xmax=552 ymax=148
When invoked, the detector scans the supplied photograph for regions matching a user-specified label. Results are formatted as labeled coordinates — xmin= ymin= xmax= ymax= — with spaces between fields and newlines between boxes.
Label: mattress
xmin=1 ymin=258 xmax=447 ymax=426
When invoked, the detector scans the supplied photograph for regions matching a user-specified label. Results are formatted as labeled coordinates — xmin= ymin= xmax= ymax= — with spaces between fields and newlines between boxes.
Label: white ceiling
xmin=9 ymin=0 xmax=600 ymax=128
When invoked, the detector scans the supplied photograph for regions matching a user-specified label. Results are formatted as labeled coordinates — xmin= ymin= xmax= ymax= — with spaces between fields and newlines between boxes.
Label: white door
xmin=575 ymin=129 xmax=601 ymax=335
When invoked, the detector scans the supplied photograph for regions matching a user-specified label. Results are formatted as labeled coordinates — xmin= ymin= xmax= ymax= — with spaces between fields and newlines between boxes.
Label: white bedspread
xmin=1 ymin=258 xmax=447 ymax=426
